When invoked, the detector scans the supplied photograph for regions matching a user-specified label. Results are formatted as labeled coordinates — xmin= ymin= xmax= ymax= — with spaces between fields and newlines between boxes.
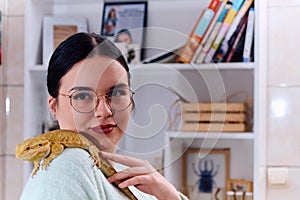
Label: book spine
xmin=215 ymin=0 xmax=253 ymax=62
xmin=226 ymin=15 xmax=248 ymax=62
xmin=225 ymin=0 xmax=254 ymax=42
xmin=191 ymin=0 xmax=228 ymax=63
xmin=176 ymin=0 xmax=222 ymax=63
xmin=142 ymin=45 xmax=182 ymax=64
xmin=243 ymin=7 xmax=254 ymax=62
xmin=204 ymin=0 xmax=245 ymax=63
xmin=195 ymin=1 xmax=232 ymax=64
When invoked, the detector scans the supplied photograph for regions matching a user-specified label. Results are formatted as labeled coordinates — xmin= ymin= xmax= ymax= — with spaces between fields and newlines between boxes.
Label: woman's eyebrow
xmin=68 ymin=86 xmax=93 ymax=92
xmin=109 ymin=83 xmax=129 ymax=91
xmin=68 ymin=84 xmax=129 ymax=93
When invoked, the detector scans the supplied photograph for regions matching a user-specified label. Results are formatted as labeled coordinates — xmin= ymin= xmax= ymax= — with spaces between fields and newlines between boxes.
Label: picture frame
xmin=114 ymin=42 xmax=141 ymax=65
xmin=43 ymin=16 xmax=87 ymax=66
xmin=100 ymin=1 xmax=147 ymax=61
xmin=182 ymin=148 xmax=230 ymax=200
xmin=226 ymin=179 xmax=253 ymax=193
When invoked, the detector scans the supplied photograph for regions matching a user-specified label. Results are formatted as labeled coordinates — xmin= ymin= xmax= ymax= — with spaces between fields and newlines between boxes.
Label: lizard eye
xmin=25 ymin=147 xmax=30 ymax=150
xmin=38 ymin=144 xmax=43 ymax=147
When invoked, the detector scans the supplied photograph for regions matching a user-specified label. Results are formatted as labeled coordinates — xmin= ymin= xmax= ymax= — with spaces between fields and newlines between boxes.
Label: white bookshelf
xmin=167 ymin=131 xmax=254 ymax=140
xmin=24 ymin=0 xmax=267 ymax=199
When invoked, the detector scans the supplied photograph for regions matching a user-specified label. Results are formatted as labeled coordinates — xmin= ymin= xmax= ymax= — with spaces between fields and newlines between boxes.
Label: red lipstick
xmin=91 ymin=124 xmax=116 ymax=134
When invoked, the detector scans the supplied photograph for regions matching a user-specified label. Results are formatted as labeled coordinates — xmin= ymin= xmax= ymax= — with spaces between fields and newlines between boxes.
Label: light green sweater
xmin=21 ymin=148 xmax=188 ymax=200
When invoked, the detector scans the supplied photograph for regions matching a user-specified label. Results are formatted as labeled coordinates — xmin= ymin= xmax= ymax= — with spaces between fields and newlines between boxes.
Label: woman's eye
xmin=73 ymin=91 xmax=93 ymax=100
xmin=110 ymin=89 xmax=126 ymax=97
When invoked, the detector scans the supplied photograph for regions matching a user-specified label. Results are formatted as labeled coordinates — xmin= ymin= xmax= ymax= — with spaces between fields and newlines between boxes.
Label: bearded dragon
xmin=15 ymin=129 xmax=138 ymax=200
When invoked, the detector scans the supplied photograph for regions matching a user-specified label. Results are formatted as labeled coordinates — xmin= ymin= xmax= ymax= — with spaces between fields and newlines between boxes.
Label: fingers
xmin=101 ymin=151 xmax=167 ymax=197
xmin=107 ymin=166 xmax=157 ymax=183
xmin=118 ymin=175 xmax=150 ymax=188
xmin=101 ymin=152 xmax=181 ymax=199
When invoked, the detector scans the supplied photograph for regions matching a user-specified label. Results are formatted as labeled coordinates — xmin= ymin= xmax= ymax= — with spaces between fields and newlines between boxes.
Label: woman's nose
xmin=94 ymin=96 xmax=113 ymax=118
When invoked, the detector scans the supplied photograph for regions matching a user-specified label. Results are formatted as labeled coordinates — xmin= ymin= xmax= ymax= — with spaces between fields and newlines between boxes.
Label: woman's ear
xmin=48 ymin=96 xmax=57 ymax=120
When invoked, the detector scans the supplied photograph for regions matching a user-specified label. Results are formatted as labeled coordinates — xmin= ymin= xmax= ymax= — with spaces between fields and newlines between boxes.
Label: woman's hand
xmin=100 ymin=151 xmax=181 ymax=200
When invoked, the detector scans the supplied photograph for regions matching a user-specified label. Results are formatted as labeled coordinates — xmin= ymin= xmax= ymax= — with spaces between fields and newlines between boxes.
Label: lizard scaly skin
xmin=15 ymin=129 xmax=138 ymax=200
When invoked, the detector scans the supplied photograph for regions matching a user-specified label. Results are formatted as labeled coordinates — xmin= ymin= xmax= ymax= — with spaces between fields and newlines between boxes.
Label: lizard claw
xmin=90 ymin=155 xmax=101 ymax=168
xmin=31 ymin=162 xmax=40 ymax=177
xmin=31 ymin=169 xmax=38 ymax=177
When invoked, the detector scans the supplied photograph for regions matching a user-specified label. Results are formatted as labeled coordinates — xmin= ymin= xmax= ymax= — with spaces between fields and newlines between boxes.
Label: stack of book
xmin=176 ymin=0 xmax=254 ymax=64
xmin=180 ymin=102 xmax=248 ymax=132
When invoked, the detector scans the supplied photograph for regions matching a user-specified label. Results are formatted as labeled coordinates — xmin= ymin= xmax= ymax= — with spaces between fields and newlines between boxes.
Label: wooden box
xmin=180 ymin=102 xmax=248 ymax=132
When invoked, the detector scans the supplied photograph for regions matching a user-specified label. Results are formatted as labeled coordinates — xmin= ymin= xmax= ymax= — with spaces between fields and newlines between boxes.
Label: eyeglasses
xmin=59 ymin=87 xmax=135 ymax=113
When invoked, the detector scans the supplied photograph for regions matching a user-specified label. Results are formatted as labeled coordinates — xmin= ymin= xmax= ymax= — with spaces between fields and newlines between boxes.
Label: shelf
xmin=29 ymin=62 xmax=255 ymax=74
xmin=167 ymin=131 xmax=254 ymax=140
xmin=131 ymin=62 xmax=255 ymax=72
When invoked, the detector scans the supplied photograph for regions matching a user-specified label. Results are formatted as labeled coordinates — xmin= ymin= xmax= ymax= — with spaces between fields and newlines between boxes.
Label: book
xmin=243 ymin=7 xmax=255 ymax=62
xmin=227 ymin=27 xmax=246 ymax=62
xmin=250 ymin=35 xmax=254 ymax=61
xmin=175 ymin=0 xmax=223 ymax=63
xmin=194 ymin=1 xmax=232 ymax=64
xmin=190 ymin=0 xmax=229 ymax=63
xmin=220 ymin=13 xmax=248 ymax=61
xmin=225 ymin=14 xmax=248 ymax=62
xmin=203 ymin=0 xmax=245 ymax=63
xmin=142 ymin=45 xmax=183 ymax=64
xmin=214 ymin=0 xmax=253 ymax=62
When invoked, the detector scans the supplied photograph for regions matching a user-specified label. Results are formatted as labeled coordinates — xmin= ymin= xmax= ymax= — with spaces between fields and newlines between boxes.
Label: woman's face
xmin=116 ymin=32 xmax=132 ymax=44
xmin=110 ymin=10 xmax=116 ymax=18
xmin=49 ymin=56 xmax=131 ymax=153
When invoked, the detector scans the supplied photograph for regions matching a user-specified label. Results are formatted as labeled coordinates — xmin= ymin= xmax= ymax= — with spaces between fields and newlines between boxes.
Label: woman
xmin=21 ymin=32 xmax=187 ymax=200
xmin=104 ymin=8 xmax=117 ymax=36
xmin=114 ymin=29 xmax=133 ymax=44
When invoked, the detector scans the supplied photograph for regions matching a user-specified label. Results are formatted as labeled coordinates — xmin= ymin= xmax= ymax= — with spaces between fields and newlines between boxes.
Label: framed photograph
xmin=114 ymin=42 xmax=141 ymax=65
xmin=226 ymin=179 xmax=253 ymax=192
xmin=101 ymin=1 xmax=147 ymax=61
xmin=182 ymin=148 xmax=230 ymax=200
xmin=43 ymin=16 xmax=87 ymax=66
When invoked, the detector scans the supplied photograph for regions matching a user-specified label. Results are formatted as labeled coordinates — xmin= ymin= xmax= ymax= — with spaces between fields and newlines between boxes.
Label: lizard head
xmin=15 ymin=138 xmax=51 ymax=161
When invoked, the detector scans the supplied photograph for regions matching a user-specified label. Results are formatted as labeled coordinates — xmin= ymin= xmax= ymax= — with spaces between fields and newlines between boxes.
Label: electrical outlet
xmin=268 ymin=167 xmax=289 ymax=187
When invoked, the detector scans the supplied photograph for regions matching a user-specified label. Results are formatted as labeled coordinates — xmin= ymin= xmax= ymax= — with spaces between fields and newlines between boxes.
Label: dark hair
xmin=47 ymin=32 xmax=130 ymax=98
xmin=114 ymin=29 xmax=132 ymax=43
xmin=108 ymin=8 xmax=116 ymax=21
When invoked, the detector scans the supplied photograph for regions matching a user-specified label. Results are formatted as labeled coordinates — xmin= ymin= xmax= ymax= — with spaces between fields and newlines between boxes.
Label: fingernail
xmin=118 ymin=183 xmax=125 ymax=188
